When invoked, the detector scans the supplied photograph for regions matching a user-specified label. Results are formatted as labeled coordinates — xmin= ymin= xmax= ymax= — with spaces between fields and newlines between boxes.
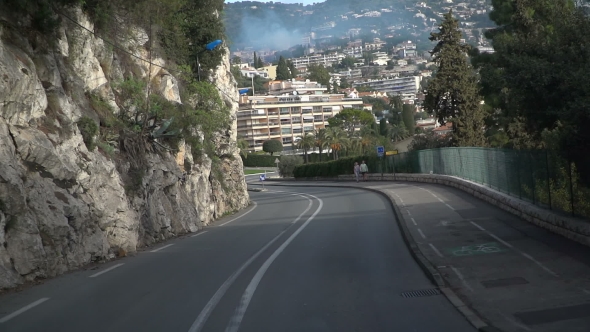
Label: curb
xmin=259 ymin=181 xmax=499 ymax=332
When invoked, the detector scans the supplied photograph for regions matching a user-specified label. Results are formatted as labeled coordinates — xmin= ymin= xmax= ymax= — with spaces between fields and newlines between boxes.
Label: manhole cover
xmin=481 ymin=277 xmax=529 ymax=288
xmin=400 ymin=288 xmax=441 ymax=298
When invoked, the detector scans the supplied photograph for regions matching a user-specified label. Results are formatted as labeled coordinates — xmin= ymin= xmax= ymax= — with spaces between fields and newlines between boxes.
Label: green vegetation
xmin=241 ymin=155 xmax=280 ymax=167
xmin=293 ymin=155 xmax=380 ymax=178
xmin=262 ymin=140 xmax=283 ymax=156
xmin=277 ymin=155 xmax=303 ymax=177
xmin=424 ymin=10 xmax=486 ymax=147
xmin=243 ymin=169 xmax=265 ymax=175
xmin=77 ymin=116 xmax=98 ymax=151
xmin=276 ymin=56 xmax=291 ymax=80
xmin=401 ymin=104 xmax=416 ymax=136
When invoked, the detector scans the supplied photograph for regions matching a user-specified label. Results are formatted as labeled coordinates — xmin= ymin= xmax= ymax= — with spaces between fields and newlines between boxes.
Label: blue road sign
xmin=377 ymin=146 xmax=384 ymax=157
xmin=259 ymin=174 xmax=266 ymax=181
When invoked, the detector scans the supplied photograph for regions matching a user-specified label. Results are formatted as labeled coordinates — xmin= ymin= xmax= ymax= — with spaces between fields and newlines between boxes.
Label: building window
xmin=281 ymin=128 xmax=292 ymax=134
xmin=313 ymin=106 xmax=322 ymax=112
xmin=280 ymin=107 xmax=290 ymax=114
xmin=291 ymin=107 xmax=301 ymax=114
xmin=323 ymin=107 xmax=333 ymax=113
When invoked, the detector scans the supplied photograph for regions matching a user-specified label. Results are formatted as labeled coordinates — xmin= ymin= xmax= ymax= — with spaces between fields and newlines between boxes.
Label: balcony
xmin=252 ymin=122 xmax=268 ymax=128
xmin=269 ymin=131 xmax=281 ymax=137
xmin=269 ymin=122 xmax=280 ymax=127
xmin=303 ymin=119 xmax=314 ymax=123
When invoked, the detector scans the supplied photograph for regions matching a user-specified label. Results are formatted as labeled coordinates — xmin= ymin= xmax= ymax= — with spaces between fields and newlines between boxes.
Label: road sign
xmin=259 ymin=174 xmax=266 ymax=181
xmin=377 ymin=146 xmax=384 ymax=157
xmin=386 ymin=150 xmax=399 ymax=156
xmin=274 ymin=158 xmax=280 ymax=164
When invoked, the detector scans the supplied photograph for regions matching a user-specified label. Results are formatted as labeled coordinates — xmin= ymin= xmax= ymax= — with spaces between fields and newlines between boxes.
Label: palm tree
xmin=358 ymin=125 xmax=378 ymax=155
xmin=389 ymin=124 xmax=409 ymax=142
xmin=297 ymin=134 xmax=315 ymax=163
xmin=325 ymin=127 xmax=348 ymax=160
xmin=314 ymin=128 xmax=328 ymax=162
xmin=237 ymin=138 xmax=250 ymax=159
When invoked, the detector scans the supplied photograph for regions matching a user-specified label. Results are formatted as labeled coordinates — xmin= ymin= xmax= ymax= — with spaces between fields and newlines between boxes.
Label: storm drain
xmin=400 ymin=288 xmax=441 ymax=298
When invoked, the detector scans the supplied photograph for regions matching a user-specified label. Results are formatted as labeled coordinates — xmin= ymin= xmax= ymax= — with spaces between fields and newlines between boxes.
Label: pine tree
xmin=276 ymin=56 xmax=291 ymax=80
xmin=257 ymin=56 xmax=264 ymax=68
xmin=424 ymin=10 xmax=486 ymax=147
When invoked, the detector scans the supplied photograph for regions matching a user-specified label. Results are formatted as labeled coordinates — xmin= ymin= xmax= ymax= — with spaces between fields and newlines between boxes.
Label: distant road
xmin=0 ymin=186 xmax=474 ymax=332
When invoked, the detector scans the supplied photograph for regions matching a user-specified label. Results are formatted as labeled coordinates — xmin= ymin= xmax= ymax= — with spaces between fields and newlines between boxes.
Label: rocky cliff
xmin=0 ymin=9 xmax=249 ymax=289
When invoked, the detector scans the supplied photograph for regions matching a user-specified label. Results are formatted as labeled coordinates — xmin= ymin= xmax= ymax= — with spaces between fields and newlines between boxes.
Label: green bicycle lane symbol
xmin=448 ymin=242 xmax=507 ymax=257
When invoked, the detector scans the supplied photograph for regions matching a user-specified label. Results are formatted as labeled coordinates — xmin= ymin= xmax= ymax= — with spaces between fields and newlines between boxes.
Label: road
xmin=0 ymin=184 xmax=475 ymax=332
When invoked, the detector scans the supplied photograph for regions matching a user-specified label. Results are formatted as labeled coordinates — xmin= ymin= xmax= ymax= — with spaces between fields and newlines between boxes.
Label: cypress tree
xmin=424 ymin=10 xmax=486 ymax=147
xmin=402 ymin=104 xmax=415 ymax=135
xmin=257 ymin=56 xmax=264 ymax=68
xmin=276 ymin=56 xmax=291 ymax=80
xmin=253 ymin=52 xmax=258 ymax=68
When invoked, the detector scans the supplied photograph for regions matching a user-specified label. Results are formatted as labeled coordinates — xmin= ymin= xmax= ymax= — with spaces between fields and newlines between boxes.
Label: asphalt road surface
xmin=0 ymin=186 xmax=475 ymax=332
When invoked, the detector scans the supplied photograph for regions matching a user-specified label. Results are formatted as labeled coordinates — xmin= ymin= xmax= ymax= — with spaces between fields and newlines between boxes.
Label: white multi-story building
xmin=352 ymin=76 xmax=421 ymax=96
xmin=290 ymin=53 xmax=344 ymax=69
xmin=237 ymin=80 xmax=363 ymax=151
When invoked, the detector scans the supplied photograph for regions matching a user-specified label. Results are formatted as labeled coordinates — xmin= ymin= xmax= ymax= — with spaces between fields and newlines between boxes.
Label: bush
xmin=278 ymin=155 xmax=303 ymax=177
xmin=241 ymin=155 xmax=304 ymax=167
xmin=293 ymin=155 xmax=380 ymax=178
xmin=77 ymin=116 xmax=98 ymax=150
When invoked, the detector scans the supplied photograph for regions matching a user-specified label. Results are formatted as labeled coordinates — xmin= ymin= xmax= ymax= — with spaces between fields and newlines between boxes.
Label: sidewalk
xmin=261 ymin=180 xmax=590 ymax=332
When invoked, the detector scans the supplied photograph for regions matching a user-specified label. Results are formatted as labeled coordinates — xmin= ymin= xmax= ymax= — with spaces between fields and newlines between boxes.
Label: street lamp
xmin=197 ymin=39 xmax=223 ymax=82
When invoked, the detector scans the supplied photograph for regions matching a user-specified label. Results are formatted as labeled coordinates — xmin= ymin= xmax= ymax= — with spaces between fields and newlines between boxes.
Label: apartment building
xmin=237 ymin=80 xmax=363 ymax=151
xmin=352 ymin=76 xmax=421 ymax=96
xmin=290 ymin=53 xmax=344 ymax=69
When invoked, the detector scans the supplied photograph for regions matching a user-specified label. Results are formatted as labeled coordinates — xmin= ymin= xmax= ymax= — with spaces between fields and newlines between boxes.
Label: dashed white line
xmin=410 ymin=217 xmax=417 ymax=226
xmin=488 ymin=233 xmax=514 ymax=248
xmin=218 ymin=201 xmax=258 ymax=226
xmin=417 ymin=228 xmax=427 ymax=239
xmin=429 ymin=243 xmax=444 ymax=258
xmin=406 ymin=210 xmax=412 ymax=216
xmin=89 ymin=263 xmax=124 ymax=278
xmin=445 ymin=203 xmax=455 ymax=210
xmin=150 ymin=244 xmax=174 ymax=253
xmin=191 ymin=231 xmax=208 ymax=238
xmin=451 ymin=266 xmax=474 ymax=292
xmin=521 ymin=252 xmax=559 ymax=277
xmin=0 ymin=298 xmax=49 ymax=323
xmin=224 ymin=195 xmax=324 ymax=332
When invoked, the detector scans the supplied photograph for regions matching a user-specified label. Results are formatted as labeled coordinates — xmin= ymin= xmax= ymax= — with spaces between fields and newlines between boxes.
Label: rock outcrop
xmin=0 ymin=9 xmax=249 ymax=289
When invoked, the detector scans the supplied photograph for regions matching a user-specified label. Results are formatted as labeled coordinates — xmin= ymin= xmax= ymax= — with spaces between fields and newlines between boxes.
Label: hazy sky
xmin=225 ymin=0 xmax=325 ymax=5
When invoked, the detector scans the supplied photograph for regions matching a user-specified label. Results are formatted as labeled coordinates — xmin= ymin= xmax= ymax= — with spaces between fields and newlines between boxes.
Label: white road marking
xmin=469 ymin=221 xmax=486 ymax=231
xmin=429 ymin=243 xmax=444 ymax=258
xmin=470 ymin=222 xmax=559 ymax=277
xmin=451 ymin=266 xmax=474 ymax=292
xmin=417 ymin=228 xmax=427 ymax=239
xmin=406 ymin=210 xmax=412 ymax=216
xmin=224 ymin=195 xmax=324 ymax=332
xmin=189 ymin=191 xmax=315 ymax=332
xmin=191 ymin=231 xmax=208 ymax=238
xmin=150 ymin=244 xmax=174 ymax=253
xmin=445 ymin=203 xmax=455 ymax=210
xmin=410 ymin=218 xmax=417 ymax=226
xmin=582 ymin=288 xmax=590 ymax=295
xmin=0 ymin=298 xmax=49 ymax=323
xmin=218 ymin=202 xmax=258 ymax=227
xmin=89 ymin=263 xmax=124 ymax=278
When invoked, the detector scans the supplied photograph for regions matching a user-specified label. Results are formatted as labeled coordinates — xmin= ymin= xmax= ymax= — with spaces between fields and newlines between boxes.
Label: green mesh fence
xmin=386 ymin=148 xmax=590 ymax=220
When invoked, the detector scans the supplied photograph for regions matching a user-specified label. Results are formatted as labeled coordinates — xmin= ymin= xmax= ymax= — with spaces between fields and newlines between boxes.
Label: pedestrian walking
xmin=353 ymin=162 xmax=360 ymax=183
xmin=360 ymin=160 xmax=368 ymax=181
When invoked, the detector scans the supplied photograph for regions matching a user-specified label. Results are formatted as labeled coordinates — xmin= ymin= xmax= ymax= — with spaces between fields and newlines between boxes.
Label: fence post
xmin=545 ymin=150 xmax=551 ymax=210
xmin=516 ymin=151 xmax=522 ymax=199
xmin=529 ymin=152 xmax=535 ymax=205
xmin=567 ymin=156 xmax=575 ymax=216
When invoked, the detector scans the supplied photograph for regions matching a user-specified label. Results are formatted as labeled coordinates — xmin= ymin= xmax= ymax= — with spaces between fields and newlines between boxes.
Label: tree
xmin=379 ymin=118 xmax=388 ymax=136
xmin=402 ymin=104 xmax=416 ymax=136
xmin=276 ymin=56 xmax=291 ymax=80
xmin=306 ymin=63 xmax=331 ymax=87
xmin=232 ymin=56 xmax=242 ymax=65
xmin=297 ymin=134 xmax=315 ymax=163
xmin=237 ymin=138 xmax=249 ymax=159
xmin=325 ymin=127 xmax=348 ymax=160
xmin=262 ymin=139 xmax=283 ymax=155
xmin=473 ymin=0 xmax=590 ymax=183
xmin=389 ymin=123 xmax=409 ymax=142
xmin=277 ymin=155 xmax=303 ymax=177
xmin=314 ymin=128 xmax=328 ymax=162
xmin=327 ymin=109 xmax=375 ymax=135
xmin=287 ymin=60 xmax=298 ymax=78
xmin=253 ymin=52 xmax=258 ymax=68
xmin=424 ymin=10 xmax=486 ymax=147
xmin=340 ymin=56 xmax=356 ymax=69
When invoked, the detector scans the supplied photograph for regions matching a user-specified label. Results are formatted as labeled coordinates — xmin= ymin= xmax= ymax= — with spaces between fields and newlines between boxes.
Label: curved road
xmin=0 ymin=185 xmax=475 ymax=332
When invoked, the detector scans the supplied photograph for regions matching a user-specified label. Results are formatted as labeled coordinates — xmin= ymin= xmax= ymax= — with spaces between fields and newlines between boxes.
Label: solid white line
xmin=417 ymin=228 xmax=427 ymax=239
xmin=406 ymin=210 xmax=412 ymax=216
xmin=445 ymin=203 xmax=455 ymax=210
xmin=218 ymin=202 xmax=258 ymax=227
xmin=399 ymin=198 xmax=404 ymax=203
xmin=429 ymin=243 xmax=444 ymax=258
xmin=470 ymin=221 xmax=486 ymax=231
xmin=451 ymin=266 xmax=474 ymax=292
xmin=410 ymin=218 xmax=417 ymax=226
xmin=488 ymin=233 xmax=514 ymax=248
xmin=188 ymin=192 xmax=315 ymax=332
xmin=191 ymin=231 xmax=208 ymax=238
xmin=582 ymin=288 xmax=590 ymax=295
xmin=150 ymin=244 xmax=174 ymax=253
xmin=0 ymin=298 xmax=49 ymax=323
xmin=225 ymin=195 xmax=324 ymax=332
xmin=89 ymin=263 xmax=124 ymax=278
xmin=521 ymin=252 xmax=559 ymax=277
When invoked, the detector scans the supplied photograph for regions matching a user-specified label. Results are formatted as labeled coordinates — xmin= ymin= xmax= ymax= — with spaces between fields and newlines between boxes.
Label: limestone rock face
xmin=0 ymin=8 xmax=248 ymax=289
